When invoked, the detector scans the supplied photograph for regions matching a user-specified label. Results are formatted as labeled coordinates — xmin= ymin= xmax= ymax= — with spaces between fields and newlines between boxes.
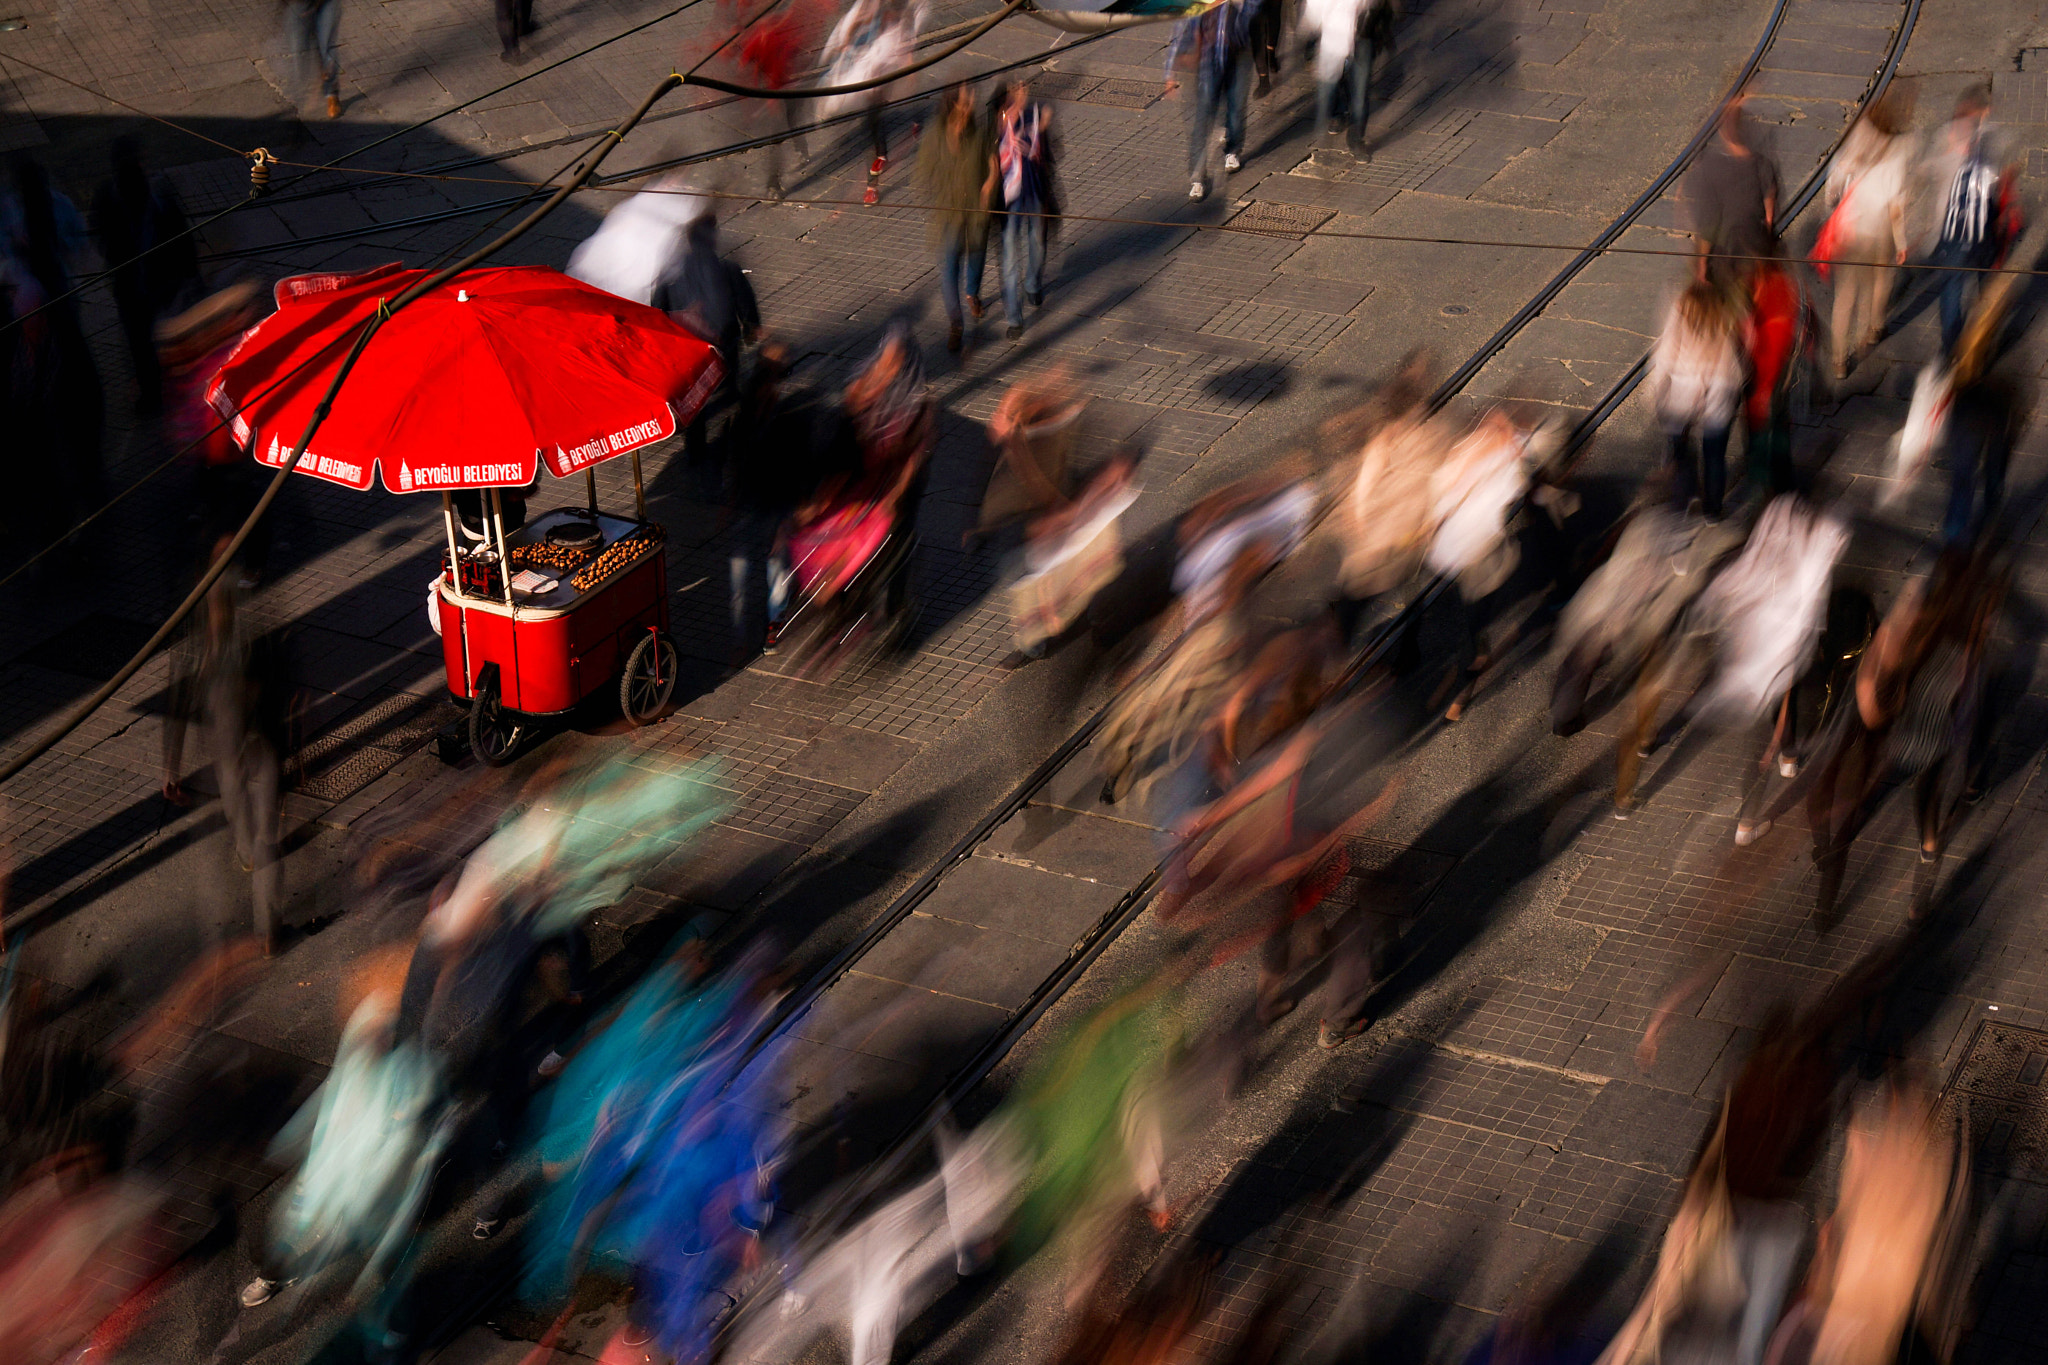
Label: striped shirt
xmin=1940 ymin=133 xmax=2000 ymax=247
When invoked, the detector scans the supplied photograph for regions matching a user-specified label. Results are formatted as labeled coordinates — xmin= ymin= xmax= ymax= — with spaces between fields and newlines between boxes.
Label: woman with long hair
xmin=1648 ymin=279 xmax=1746 ymax=521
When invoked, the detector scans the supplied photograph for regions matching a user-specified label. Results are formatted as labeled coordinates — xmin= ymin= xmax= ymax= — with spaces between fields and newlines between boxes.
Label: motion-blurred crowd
xmin=0 ymin=0 xmax=2041 ymax=1361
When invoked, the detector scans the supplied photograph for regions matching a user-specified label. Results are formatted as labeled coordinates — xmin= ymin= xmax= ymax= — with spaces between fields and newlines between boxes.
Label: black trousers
xmin=1249 ymin=0 xmax=1282 ymax=79
xmin=495 ymin=0 xmax=532 ymax=51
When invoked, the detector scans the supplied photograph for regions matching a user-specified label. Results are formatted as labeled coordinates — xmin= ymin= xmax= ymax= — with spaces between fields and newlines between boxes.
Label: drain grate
xmin=1031 ymin=71 xmax=1101 ymax=102
xmin=1939 ymin=1020 xmax=2048 ymax=1181
xmin=289 ymin=691 xmax=461 ymax=804
xmin=1226 ymin=200 xmax=1337 ymax=237
xmin=1081 ymin=77 xmax=1163 ymax=111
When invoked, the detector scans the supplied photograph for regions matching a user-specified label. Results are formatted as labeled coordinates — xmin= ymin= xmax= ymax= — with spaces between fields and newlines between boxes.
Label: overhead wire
xmin=0 ymin=0 xmax=863 ymax=787
xmin=3 ymin=6 xmax=1077 ymax=593
xmin=0 ymin=0 xmax=724 ymax=334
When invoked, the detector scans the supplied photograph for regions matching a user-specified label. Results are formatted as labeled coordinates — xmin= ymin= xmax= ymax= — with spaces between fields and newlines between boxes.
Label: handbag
xmin=1812 ymin=184 xmax=1853 ymax=281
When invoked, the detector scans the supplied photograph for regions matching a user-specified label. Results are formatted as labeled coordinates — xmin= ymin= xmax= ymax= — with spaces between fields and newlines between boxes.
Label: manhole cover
xmin=1080 ymin=77 xmax=1162 ymax=111
xmin=1031 ymin=71 xmax=1101 ymax=102
xmin=1939 ymin=1019 xmax=2048 ymax=1181
xmin=1226 ymin=200 xmax=1336 ymax=238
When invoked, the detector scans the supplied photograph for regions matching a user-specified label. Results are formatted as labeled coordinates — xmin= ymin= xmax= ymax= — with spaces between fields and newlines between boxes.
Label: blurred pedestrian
xmin=652 ymin=212 xmax=760 ymax=466
xmin=1816 ymin=91 xmax=1913 ymax=377
xmin=834 ymin=319 xmax=933 ymax=624
xmin=161 ymin=282 xmax=267 ymax=575
xmin=733 ymin=1119 xmax=1025 ymax=1365
xmin=1429 ymin=409 xmax=1551 ymax=720
xmin=1928 ymin=84 xmax=2021 ymax=360
xmin=162 ymin=561 xmax=292 ymax=953
xmin=1649 ymin=279 xmax=1745 ymax=521
xmin=1247 ymin=0 xmax=1281 ymax=97
xmin=566 ymin=176 xmax=710 ymax=305
xmin=820 ymin=0 xmax=925 ymax=205
xmin=236 ymin=987 xmax=453 ymax=1360
xmin=1938 ymin=364 xmax=2013 ymax=549
xmin=1326 ymin=354 xmax=1444 ymax=654
xmin=729 ymin=342 xmax=839 ymax=658
xmin=1165 ymin=0 xmax=1252 ymax=200
xmin=1742 ymin=253 xmax=1811 ymax=496
xmin=1750 ymin=549 xmax=2005 ymax=890
xmin=1763 ymin=1082 xmax=1960 ymax=1365
xmin=1622 ymin=494 xmax=1847 ymax=816
xmin=1686 ymin=97 xmax=1779 ymax=284
xmin=1304 ymin=0 xmax=1388 ymax=159
xmin=736 ymin=5 xmax=815 ymax=200
xmin=283 ymin=0 xmax=344 ymax=118
xmin=994 ymin=79 xmax=1058 ymax=339
xmin=913 ymin=84 xmax=995 ymax=353
xmin=979 ymin=372 xmax=1136 ymax=657
xmin=497 ymin=0 xmax=535 ymax=62
xmin=91 ymin=136 xmax=200 ymax=414
xmin=1550 ymin=503 xmax=1740 ymax=738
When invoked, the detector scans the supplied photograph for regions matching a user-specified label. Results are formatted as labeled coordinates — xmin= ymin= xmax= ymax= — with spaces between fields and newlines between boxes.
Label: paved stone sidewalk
xmin=0 ymin=0 xmax=1991 ymax=1359
xmin=896 ymin=7 xmax=2048 ymax=1365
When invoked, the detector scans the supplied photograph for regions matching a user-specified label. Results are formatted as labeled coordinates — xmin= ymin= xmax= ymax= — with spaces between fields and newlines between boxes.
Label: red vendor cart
xmin=207 ymin=261 xmax=723 ymax=764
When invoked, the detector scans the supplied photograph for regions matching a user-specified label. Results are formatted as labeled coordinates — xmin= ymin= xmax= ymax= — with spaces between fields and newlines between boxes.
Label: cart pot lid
xmin=206 ymin=262 xmax=724 ymax=493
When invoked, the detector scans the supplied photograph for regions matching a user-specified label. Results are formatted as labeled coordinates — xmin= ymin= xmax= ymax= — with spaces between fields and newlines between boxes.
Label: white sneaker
xmin=1223 ymin=152 xmax=1241 ymax=173
xmin=241 ymin=1276 xmax=281 ymax=1308
xmin=1778 ymin=756 xmax=1799 ymax=778
xmin=1734 ymin=819 xmax=1770 ymax=846
xmin=1189 ymin=180 xmax=1206 ymax=200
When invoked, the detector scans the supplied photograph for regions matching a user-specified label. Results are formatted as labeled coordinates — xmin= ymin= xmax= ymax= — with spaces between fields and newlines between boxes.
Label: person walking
xmin=1247 ymin=0 xmax=1281 ymax=98
xmin=1164 ymin=0 xmax=1252 ymax=201
xmin=1304 ymin=0 xmax=1387 ymax=159
xmin=651 ymin=212 xmax=760 ymax=468
xmin=1648 ymin=279 xmax=1745 ymax=521
xmin=1686 ymin=97 xmax=1779 ymax=285
xmin=1817 ymin=92 xmax=1912 ymax=378
xmin=913 ymin=84 xmax=995 ymax=353
xmin=1928 ymin=85 xmax=2020 ymax=361
xmin=283 ymin=0 xmax=344 ymax=118
xmin=162 ymin=561 xmax=291 ymax=954
xmin=821 ymin=0 xmax=925 ymax=205
xmin=994 ymin=80 xmax=1056 ymax=340
xmin=496 ymin=0 xmax=535 ymax=63
xmin=91 ymin=136 xmax=200 ymax=415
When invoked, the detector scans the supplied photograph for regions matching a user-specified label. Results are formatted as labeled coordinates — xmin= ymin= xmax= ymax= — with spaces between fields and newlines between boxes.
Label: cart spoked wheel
xmin=620 ymin=630 xmax=679 ymax=726
xmin=469 ymin=679 xmax=527 ymax=766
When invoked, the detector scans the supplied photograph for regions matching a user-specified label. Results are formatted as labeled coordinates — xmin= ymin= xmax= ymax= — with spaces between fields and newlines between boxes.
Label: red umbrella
xmin=207 ymin=262 xmax=723 ymax=493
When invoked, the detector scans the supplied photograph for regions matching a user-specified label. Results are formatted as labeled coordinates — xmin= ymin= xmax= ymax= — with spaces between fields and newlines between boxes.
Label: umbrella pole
xmin=491 ymin=488 xmax=514 ymax=607
xmin=585 ymin=469 xmax=599 ymax=515
xmin=631 ymin=451 xmax=646 ymax=522
xmin=441 ymin=494 xmax=464 ymax=600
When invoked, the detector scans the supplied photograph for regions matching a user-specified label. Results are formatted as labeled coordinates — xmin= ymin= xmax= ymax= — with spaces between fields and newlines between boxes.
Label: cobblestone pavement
xmin=6 ymin=0 xmax=2048 ymax=1360
xmin=909 ymin=6 xmax=2048 ymax=1365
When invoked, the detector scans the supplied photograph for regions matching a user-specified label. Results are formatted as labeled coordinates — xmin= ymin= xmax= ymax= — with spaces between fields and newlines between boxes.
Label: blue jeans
xmin=286 ymin=0 xmax=341 ymax=98
xmin=1001 ymin=208 xmax=1044 ymax=326
xmin=1314 ymin=31 xmax=1376 ymax=144
xmin=1931 ymin=236 xmax=1995 ymax=358
xmin=937 ymin=235 xmax=988 ymax=327
xmin=729 ymin=508 xmax=791 ymax=646
xmin=1188 ymin=52 xmax=1251 ymax=180
xmin=1943 ymin=422 xmax=2006 ymax=547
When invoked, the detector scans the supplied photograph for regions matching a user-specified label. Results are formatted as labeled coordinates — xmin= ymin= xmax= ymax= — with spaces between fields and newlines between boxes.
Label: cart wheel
xmin=620 ymin=630 xmax=679 ymax=726
xmin=469 ymin=681 xmax=526 ymax=766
